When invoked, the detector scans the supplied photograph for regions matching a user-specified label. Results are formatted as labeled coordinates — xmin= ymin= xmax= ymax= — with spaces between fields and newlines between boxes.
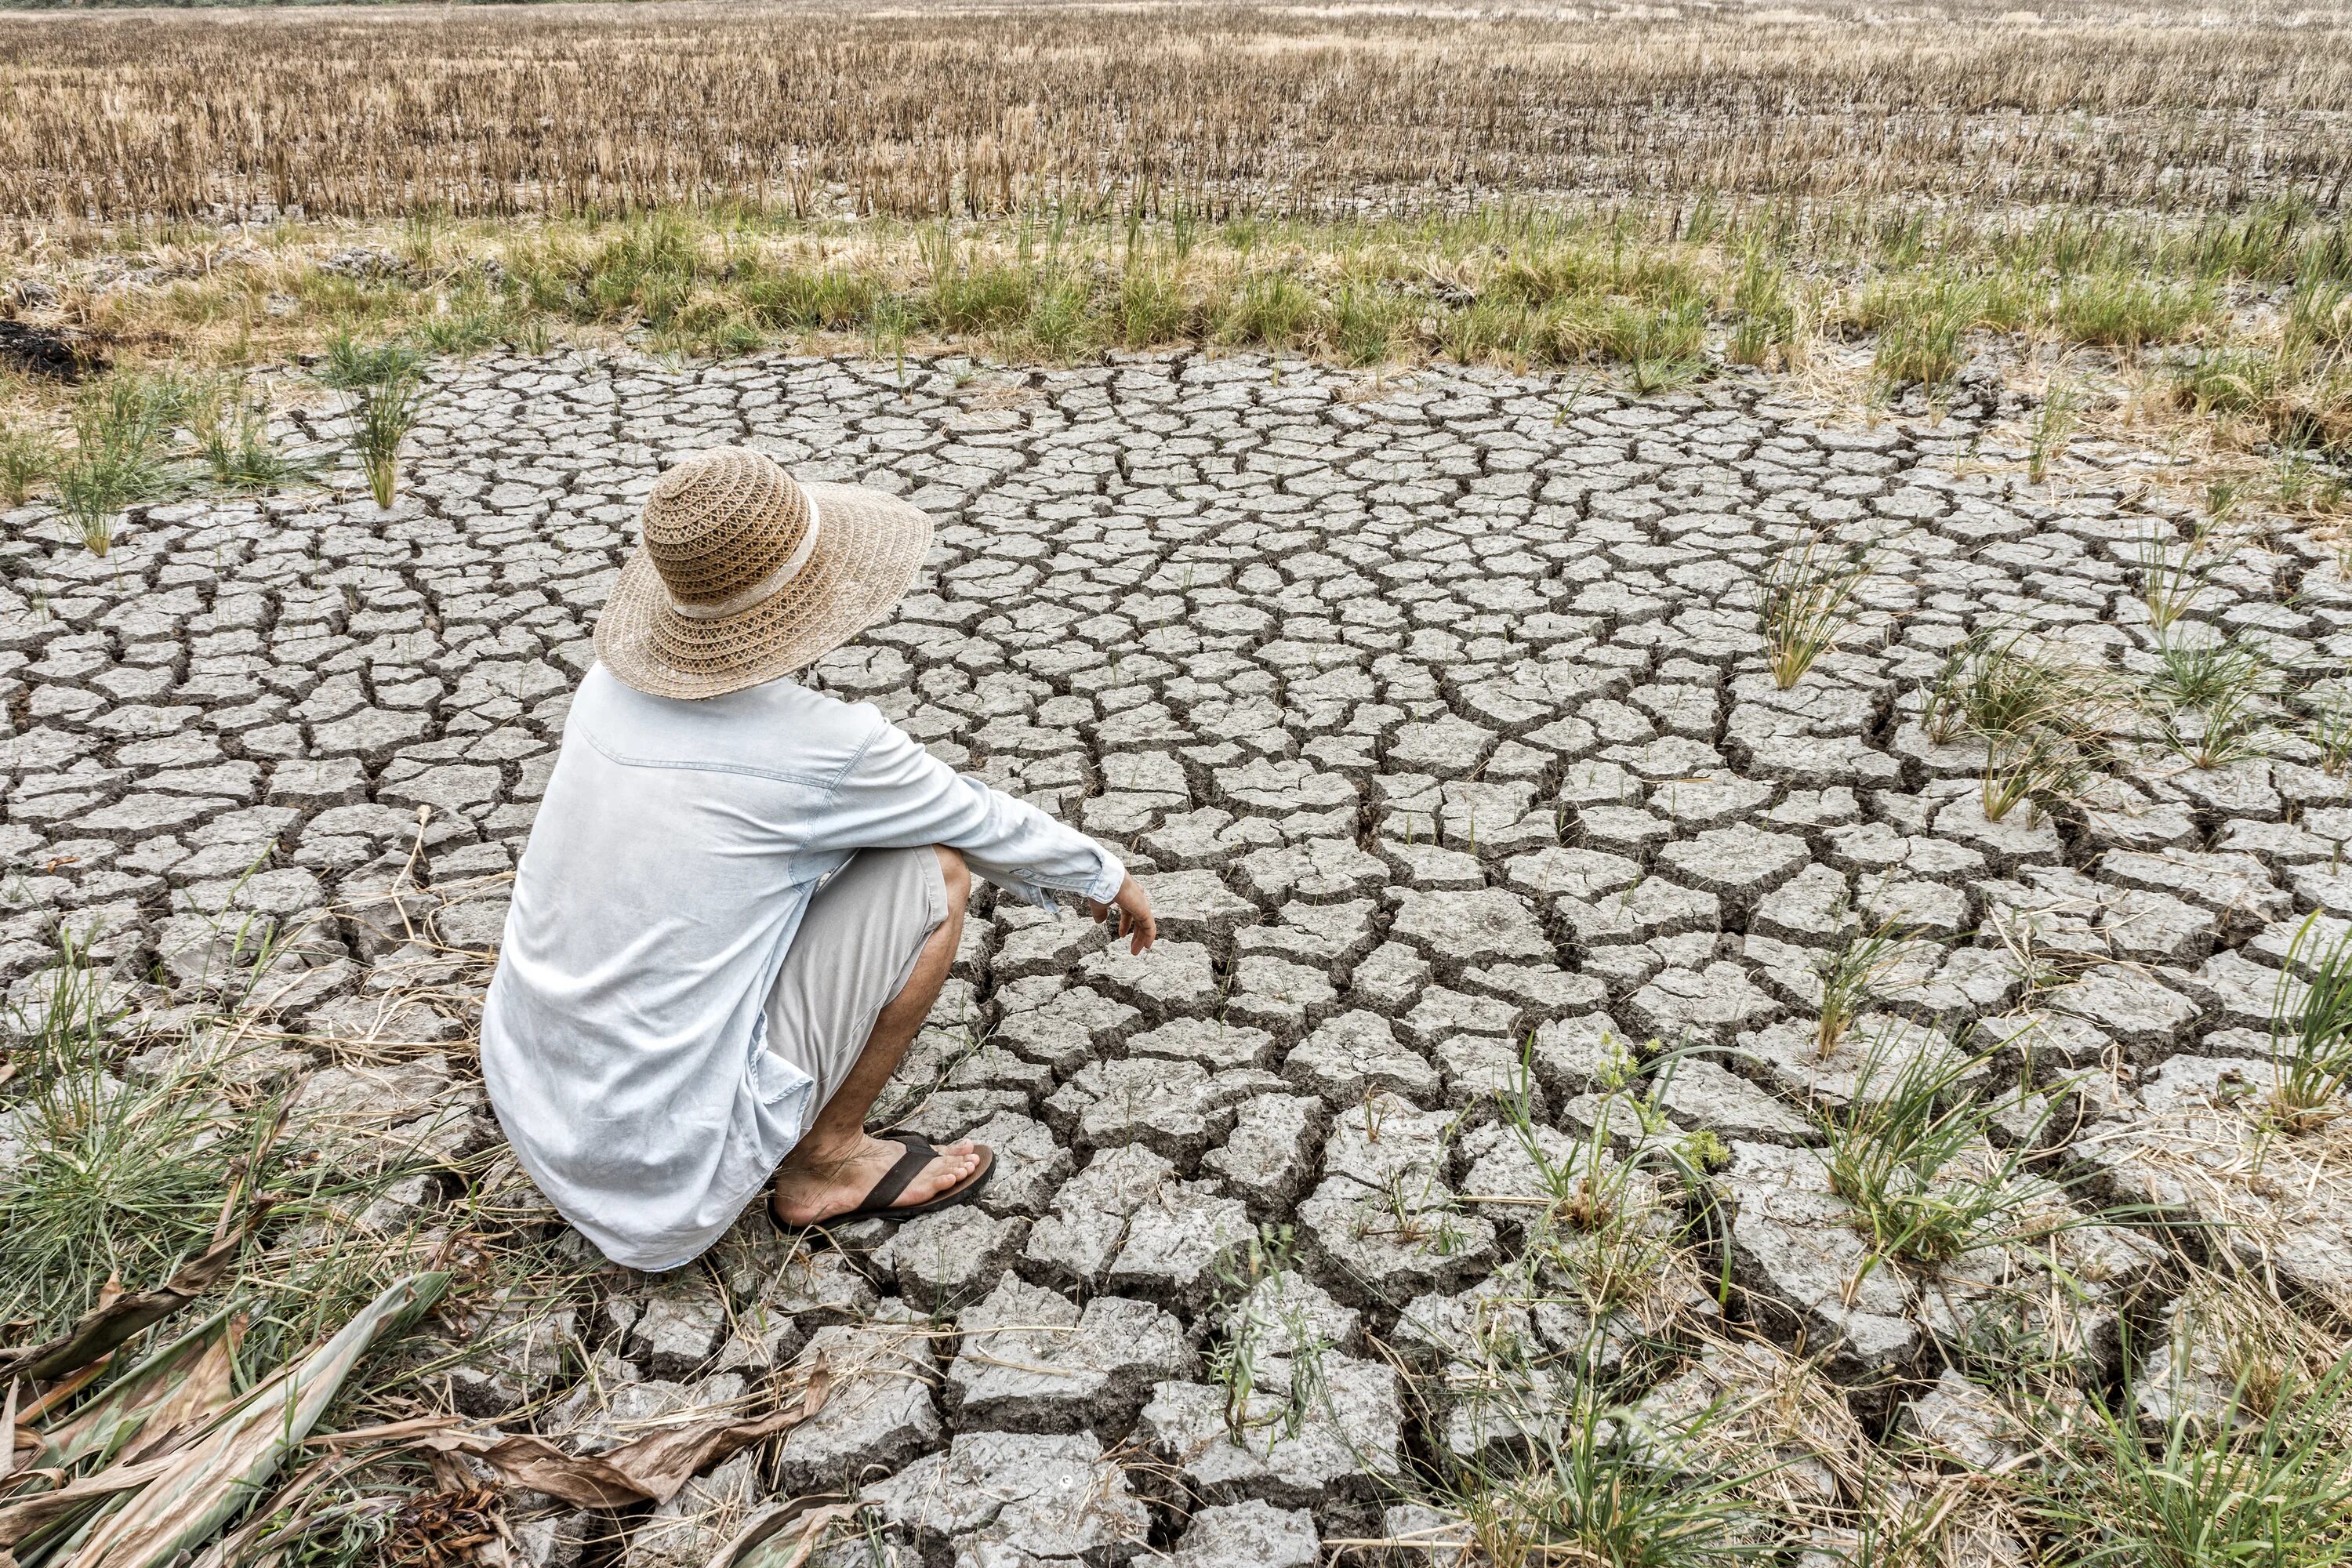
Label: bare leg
xmin=771 ymin=848 xmax=982 ymax=1225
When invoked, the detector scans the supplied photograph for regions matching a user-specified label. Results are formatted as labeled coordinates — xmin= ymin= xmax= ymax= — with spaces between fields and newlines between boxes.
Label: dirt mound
xmin=0 ymin=318 xmax=103 ymax=381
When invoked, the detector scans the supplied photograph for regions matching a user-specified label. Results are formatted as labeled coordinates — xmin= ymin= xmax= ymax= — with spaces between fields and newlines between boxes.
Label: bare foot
xmin=770 ymin=1134 xmax=985 ymax=1227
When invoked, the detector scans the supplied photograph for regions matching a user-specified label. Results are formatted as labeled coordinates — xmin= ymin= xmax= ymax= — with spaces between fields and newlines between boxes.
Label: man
xmin=482 ymin=447 xmax=1156 ymax=1272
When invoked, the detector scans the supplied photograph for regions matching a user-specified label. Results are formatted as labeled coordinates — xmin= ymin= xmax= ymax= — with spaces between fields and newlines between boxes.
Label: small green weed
xmin=1755 ymin=531 xmax=1877 ymax=689
xmin=2135 ymin=521 xmax=2227 ymax=631
xmin=1819 ymin=1036 xmax=2051 ymax=1271
xmin=1815 ymin=920 xmax=1914 ymax=1058
xmin=322 ymin=336 xmax=431 ymax=509
xmin=2028 ymin=379 xmax=2083 ymax=483
xmin=2267 ymin=913 xmax=2352 ymax=1133
xmin=2028 ymin=1347 xmax=2352 ymax=1567
xmin=0 ymin=419 xmax=56 ymax=506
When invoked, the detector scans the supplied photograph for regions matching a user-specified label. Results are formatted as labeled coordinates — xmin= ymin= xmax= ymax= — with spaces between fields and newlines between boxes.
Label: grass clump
xmin=0 ymin=949 xmax=279 ymax=1340
xmin=52 ymin=372 xmax=195 ymax=557
xmin=1446 ymin=1391 xmax=1774 ymax=1568
xmin=2028 ymin=1347 xmax=2352 ymax=1568
xmin=1920 ymin=626 xmax=2117 ymax=821
xmin=321 ymin=336 xmax=431 ymax=510
xmin=1 ymin=418 xmax=57 ymax=507
xmin=1858 ymin=274 xmax=1989 ymax=395
xmin=2267 ymin=913 xmax=2352 ymax=1133
xmin=1599 ymin=296 xmax=1709 ymax=393
xmin=191 ymin=383 xmax=307 ymax=491
xmin=2054 ymin=272 xmax=2211 ymax=349
xmin=1980 ymin=729 xmax=2096 ymax=822
xmin=2133 ymin=521 xmax=2228 ymax=631
xmin=2309 ymin=699 xmax=2352 ymax=776
xmin=1922 ymin=626 xmax=2073 ymax=745
xmin=1755 ymin=531 xmax=1876 ymax=690
xmin=1819 ymin=1036 xmax=2050 ymax=1272
xmin=2027 ymin=377 xmax=2084 ymax=483
xmin=1507 ymin=1102 xmax=1689 ymax=1320
xmin=2147 ymin=638 xmax=2278 ymax=770
xmin=1725 ymin=246 xmax=1808 ymax=372
xmin=1813 ymin=920 xmax=1914 ymax=1058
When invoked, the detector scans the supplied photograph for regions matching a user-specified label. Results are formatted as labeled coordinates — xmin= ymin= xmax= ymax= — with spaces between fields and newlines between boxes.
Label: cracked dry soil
xmin=5 ymin=349 xmax=2352 ymax=1566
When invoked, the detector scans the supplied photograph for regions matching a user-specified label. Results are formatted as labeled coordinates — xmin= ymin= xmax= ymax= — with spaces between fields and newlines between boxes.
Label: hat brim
xmin=594 ymin=481 xmax=933 ymax=700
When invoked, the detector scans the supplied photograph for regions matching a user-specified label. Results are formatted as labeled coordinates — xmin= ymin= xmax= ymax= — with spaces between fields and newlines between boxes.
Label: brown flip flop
xmin=770 ymin=1132 xmax=995 ymax=1232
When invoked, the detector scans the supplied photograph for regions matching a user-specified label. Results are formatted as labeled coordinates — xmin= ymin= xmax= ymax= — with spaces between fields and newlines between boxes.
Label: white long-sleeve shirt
xmin=481 ymin=662 xmax=1124 ymax=1270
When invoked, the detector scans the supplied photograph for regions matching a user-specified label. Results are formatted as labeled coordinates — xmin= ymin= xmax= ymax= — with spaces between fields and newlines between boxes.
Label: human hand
xmin=1087 ymin=875 xmax=1157 ymax=955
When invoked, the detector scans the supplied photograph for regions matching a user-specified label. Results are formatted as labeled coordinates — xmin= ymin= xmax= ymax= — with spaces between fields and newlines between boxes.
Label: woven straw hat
xmin=595 ymin=448 xmax=932 ymax=700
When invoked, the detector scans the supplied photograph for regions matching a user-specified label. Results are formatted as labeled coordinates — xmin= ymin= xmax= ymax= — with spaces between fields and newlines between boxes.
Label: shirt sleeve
xmin=807 ymin=708 xmax=1127 ymax=909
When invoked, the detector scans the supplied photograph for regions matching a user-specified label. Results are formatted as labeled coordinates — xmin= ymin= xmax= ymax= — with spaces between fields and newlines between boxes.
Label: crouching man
xmin=482 ymin=447 xmax=1154 ymax=1271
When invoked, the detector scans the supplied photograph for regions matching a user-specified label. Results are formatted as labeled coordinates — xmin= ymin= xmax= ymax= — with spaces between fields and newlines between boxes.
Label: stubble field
xmin=3 ymin=0 xmax=2351 ymax=220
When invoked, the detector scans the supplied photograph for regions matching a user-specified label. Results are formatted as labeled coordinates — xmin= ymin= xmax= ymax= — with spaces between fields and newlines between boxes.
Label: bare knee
xmin=931 ymin=846 xmax=972 ymax=910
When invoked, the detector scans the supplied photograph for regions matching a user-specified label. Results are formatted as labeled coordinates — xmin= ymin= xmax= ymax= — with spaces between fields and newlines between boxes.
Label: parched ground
xmin=5 ymin=350 xmax=2352 ymax=1564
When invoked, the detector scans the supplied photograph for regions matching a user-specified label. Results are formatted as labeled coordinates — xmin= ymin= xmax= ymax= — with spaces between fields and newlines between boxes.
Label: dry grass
xmin=5 ymin=199 xmax=2351 ymax=551
xmin=2 ymin=0 xmax=2350 ymax=223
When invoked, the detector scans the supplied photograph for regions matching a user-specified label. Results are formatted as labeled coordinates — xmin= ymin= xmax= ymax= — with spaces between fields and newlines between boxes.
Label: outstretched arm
xmin=809 ymin=708 xmax=1155 ymax=949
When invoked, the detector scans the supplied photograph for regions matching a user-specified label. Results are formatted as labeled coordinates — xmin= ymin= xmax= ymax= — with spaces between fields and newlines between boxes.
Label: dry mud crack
xmin=5 ymin=350 xmax=2352 ymax=1565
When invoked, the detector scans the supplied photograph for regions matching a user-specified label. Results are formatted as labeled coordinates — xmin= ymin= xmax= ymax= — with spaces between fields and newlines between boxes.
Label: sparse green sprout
xmin=2149 ymin=638 xmax=2277 ymax=770
xmin=2135 ymin=521 xmax=2226 ymax=632
xmin=2149 ymin=637 xmax=2266 ymax=709
xmin=2287 ymin=274 xmax=2352 ymax=358
xmin=1755 ymin=530 xmax=1876 ymax=690
xmin=2267 ymin=913 xmax=2352 ymax=1133
xmin=2270 ymin=443 xmax=2352 ymax=521
xmin=0 ymin=419 xmax=57 ymax=508
xmin=1819 ymin=1035 xmax=2049 ymax=1269
xmin=51 ymin=372 xmax=193 ymax=557
xmin=1206 ymin=1225 xmax=1330 ymax=1444
xmin=2027 ymin=378 xmax=2082 ymax=483
xmin=322 ymin=336 xmax=431 ymax=510
xmin=1814 ymin=920 xmax=1913 ymax=1058
xmin=1981 ymin=728 xmax=2092 ymax=822
xmin=2205 ymin=476 xmax=2245 ymax=524
xmin=2309 ymin=699 xmax=2352 ymax=776
xmin=1594 ymin=1033 xmax=1641 ymax=1093
xmin=193 ymin=383 xmax=307 ymax=492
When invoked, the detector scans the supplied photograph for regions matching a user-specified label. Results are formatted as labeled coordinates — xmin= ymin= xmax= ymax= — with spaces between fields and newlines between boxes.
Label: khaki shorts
xmin=762 ymin=846 xmax=948 ymax=1132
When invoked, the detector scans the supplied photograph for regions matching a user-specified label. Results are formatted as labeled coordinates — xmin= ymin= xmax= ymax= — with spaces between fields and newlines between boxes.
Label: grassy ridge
xmin=6 ymin=201 xmax=2350 ymax=525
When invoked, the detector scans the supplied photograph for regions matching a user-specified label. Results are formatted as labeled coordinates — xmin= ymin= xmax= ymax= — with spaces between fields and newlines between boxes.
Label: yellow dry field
xmin=1 ymin=0 xmax=2349 ymax=222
